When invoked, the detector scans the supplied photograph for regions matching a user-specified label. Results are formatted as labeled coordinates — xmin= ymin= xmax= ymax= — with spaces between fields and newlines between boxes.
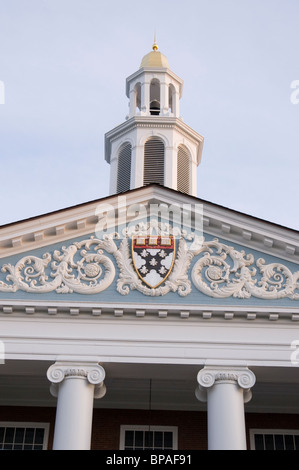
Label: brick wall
xmin=0 ymin=406 xmax=298 ymax=450
xmin=91 ymin=409 xmax=208 ymax=450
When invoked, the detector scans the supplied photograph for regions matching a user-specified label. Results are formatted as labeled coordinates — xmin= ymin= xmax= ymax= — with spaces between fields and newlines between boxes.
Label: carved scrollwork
xmin=196 ymin=367 xmax=256 ymax=404
xmin=47 ymin=362 xmax=106 ymax=399
xmin=0 ymin=238 xmax=116 ymax=294
xmin=191 ymin=238 xmax=299 ymax=300
xmin=0 ymin=229 xmax=298 ymax=300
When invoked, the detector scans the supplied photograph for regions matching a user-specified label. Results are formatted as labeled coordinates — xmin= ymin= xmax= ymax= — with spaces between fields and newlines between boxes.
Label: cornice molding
xmin=0 ymin=186 xmax=298 ymax=265
xmin=104 ymin=116 xmax=204 ymax=164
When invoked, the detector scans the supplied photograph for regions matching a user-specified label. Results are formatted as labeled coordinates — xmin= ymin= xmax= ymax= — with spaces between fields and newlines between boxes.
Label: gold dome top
xmin=140 ymin=36 xmax=169 ymax=69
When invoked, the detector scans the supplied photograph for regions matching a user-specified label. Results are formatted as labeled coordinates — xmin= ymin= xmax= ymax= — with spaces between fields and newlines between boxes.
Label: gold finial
xmin=152 ymin=32 xmax=158 ymax=51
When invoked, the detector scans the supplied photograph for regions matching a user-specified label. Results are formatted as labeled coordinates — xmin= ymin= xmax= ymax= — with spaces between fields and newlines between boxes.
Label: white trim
xmin=0 ymin=421 xmax=50 ymax=450
xmin=119 ymin=425 xmax=178 ymax=450
xmin=0 ymin=186 xmax=298 ymax=263
xmin=1 ymin=299 xmax=298 ymax=322
xmin=249 ymin=428 xmax=299 ymax=450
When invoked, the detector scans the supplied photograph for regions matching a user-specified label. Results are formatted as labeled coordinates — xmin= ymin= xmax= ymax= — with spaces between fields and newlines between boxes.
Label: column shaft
xmin=207 ymin=382 xmax=246 ymax=450
xmin=141 ymin=82 xmax=150 ymax=115
xmin=196 ymin=367 xmax=256 ymax=451
xmin=53 ymin=376 xmax=94 ymax=450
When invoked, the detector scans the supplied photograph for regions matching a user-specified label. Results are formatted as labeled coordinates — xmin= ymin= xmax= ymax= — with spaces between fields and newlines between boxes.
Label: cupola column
xmin=196 ymin=366 xmax=256 ymax=450
xmin=164 ymin=146 xmax=177 ymax=189
xmin=160 ymin=80 xmax=169 ymax=116
xmin=129 ymin=86 xmax=136 ymax=117
xmin=141 ymin=81 xmax=150 ymax=115
xmin=131 ymin=144 xmax=144 ymax=189
xmin=173 ymin=89 xmax=180 ymax=117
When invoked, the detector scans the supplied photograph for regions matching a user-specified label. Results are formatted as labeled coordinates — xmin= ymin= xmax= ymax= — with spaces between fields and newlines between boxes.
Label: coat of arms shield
xmin=132 ymin=235 xmax=176 ymax=288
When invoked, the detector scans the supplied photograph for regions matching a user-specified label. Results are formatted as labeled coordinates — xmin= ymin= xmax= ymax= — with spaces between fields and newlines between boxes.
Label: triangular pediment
xmin=0 ymin=185 xmax=298 ymax=319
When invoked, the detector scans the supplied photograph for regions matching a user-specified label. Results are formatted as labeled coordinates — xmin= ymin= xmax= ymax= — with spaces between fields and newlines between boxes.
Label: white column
xmin=164 ymin=146 xmax=177 ymax=190
xmin=196 ymin=366 xmax=256 ymax=450
xmin=47 ymin=362 xmax=106 ymax=450
xmin=141 ymin=81 xmax=150 ymax=115
xmin=190 ymin=159 xmax=198 ymax=197
xmin=129 ymin=87 xmax=136 ymax=117
xmin=174 ymin=90 xmax=180 ymax=118
xmin=109 ymin=153 xmax=118 ymax=195
xmin=131 ymin=144 xmax=144 ymax=188
xmin=160 ymin=81 xmax=169 ymax=116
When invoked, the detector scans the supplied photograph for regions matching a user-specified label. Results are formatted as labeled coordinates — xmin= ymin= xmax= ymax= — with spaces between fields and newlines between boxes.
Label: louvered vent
xmin=143 ymin=138 xmax=164 ymax=186
xmin=177 ymin=145 xmax=190 ymax=194
xmin=117 ymin=143 xmax=132 ymax=193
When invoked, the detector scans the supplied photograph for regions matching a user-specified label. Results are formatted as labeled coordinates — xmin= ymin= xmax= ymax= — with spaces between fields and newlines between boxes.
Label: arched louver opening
xmin=117 ymin=143 xmax=132 ymax=193
xmin=143 ymin=138 xmax=164 ymax=186
xmin=177 ymin=145 xmax=191 ymax=194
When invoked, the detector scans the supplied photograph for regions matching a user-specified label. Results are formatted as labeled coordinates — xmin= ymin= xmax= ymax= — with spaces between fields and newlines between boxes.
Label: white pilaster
xmin=47 ymin=362 xmax=106 ymax=450
xmin=141 ymin=81 xmax=150 ymax=115
xmin=164 ymin=146 xmax=177 ymax=190
xmin=129 ymin=87 xmax=136 ymax=117
xmin=132 ymin=144 xmax=144 ymax=188
xmin=196 ymin=366 xmax=256 ymax=450
xmin=160 ymin=80 xmax=169 ymax=116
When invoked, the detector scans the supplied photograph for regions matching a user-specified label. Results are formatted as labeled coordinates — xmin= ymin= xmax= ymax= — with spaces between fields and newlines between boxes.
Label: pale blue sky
xmin=0 ymin=0 xmax=298 ymax=230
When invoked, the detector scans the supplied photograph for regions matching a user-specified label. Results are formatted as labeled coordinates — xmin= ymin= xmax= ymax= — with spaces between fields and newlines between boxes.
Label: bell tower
xmin=105 ymin=38 xmax=204 ymax=196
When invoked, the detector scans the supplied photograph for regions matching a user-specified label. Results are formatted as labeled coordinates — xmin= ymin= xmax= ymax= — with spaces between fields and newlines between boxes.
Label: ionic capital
xmin=196 ymin=366 xmax=256 ymax=404
xmin=47 ymin=362 xmax=106 ymax=399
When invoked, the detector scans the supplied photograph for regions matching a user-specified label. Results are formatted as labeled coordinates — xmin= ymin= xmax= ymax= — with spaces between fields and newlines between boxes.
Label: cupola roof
xmin=140 ymin=36 xmax=169 ymax=69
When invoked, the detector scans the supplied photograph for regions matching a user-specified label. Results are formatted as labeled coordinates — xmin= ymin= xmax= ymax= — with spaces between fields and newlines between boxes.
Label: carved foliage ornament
xmin=0 ymin=222 xmax=298 ymax=300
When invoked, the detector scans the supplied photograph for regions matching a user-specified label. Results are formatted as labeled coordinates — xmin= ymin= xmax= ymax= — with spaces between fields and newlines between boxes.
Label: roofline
xmin=0 ymin=183 xmax=298 ymax=235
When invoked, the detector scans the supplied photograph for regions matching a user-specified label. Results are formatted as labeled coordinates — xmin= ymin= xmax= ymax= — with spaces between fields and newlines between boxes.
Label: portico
xmin=0 ymin=297 xmax=299 ymax=450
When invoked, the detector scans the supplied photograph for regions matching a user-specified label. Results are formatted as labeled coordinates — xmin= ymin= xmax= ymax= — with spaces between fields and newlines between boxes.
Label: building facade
xmin=0 ymin=41 xmax=299 ymax=451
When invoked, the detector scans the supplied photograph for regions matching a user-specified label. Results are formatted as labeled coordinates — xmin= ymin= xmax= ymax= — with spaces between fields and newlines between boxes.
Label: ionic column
xmin=47 ymin=362 xmax=106 ymax=450
xmin=196 ymin=366 xmax=256 ymax=450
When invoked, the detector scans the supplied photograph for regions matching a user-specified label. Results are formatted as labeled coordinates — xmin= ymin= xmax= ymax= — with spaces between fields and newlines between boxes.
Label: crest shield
xmin=132 ymin=235 xmax=176 ymax=288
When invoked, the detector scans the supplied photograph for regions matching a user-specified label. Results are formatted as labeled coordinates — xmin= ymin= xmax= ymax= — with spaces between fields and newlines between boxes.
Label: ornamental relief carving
xmin=0 ymin=223 xmax=298 ymax=300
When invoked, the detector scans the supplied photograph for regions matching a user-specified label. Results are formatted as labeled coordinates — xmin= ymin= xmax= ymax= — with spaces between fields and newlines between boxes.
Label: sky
xmin=0 ymin=0 xmax=298 ymax=231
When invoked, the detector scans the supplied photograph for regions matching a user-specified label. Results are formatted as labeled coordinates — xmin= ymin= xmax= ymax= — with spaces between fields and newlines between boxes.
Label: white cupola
xmin=126 ymin=36 xmax=182 ymax=119
xmin=105 ymin=38 xmax=204 ymax=196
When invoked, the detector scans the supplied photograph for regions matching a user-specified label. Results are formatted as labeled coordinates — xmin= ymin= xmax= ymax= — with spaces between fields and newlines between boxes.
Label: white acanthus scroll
xmin=191 ymin=238 xmax=299 ymax=300
xmin=0 ymin=238 xmax=116 ymax=295
xmin=0 ymin=227 xmax=298 ymax=299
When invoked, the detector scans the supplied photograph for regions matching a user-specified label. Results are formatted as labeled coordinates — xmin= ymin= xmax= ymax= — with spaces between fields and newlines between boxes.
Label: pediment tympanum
xmin=0 ymin=219 xmax=298 ymax=306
